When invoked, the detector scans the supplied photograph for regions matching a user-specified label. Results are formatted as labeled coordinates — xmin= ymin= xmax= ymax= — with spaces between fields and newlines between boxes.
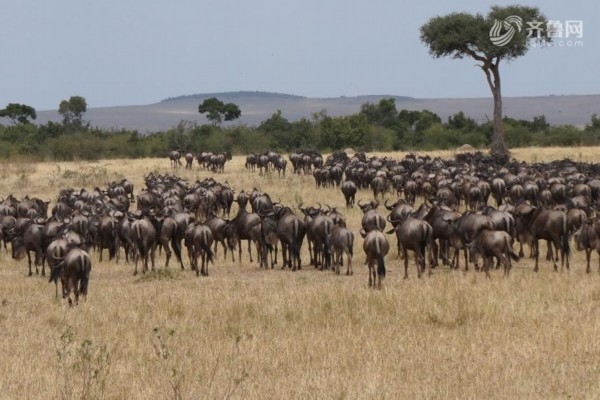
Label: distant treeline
xmin=1 ymin=98 xmax=600 ymax=160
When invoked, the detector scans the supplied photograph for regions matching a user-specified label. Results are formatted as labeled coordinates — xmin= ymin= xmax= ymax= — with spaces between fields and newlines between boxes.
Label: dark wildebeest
xmin=11 ymin=219 xmax=46 ymax=276
xmin=232 ymin=208 xmax=262 ymax=263
xmin=467 ymin=229 xmax=520 ymax=277
xmin=187 ymin=223 xmax=214 ymax=276
xmin=447 ymin=211 xmax=495 ymax=271
xmin=274 ymin=156 xmax=287 ymax=177
xmin=387 ymin=215 xmax=434 ymax=279
xmin=185 ymin=153 xmax=194 ymax=169
xmin=206 ymin=213 xmax=237 ymax=262
xmin=423 ymin=205 xmax=460 ymax=267
xmin=49 ymin=247 xmax=92 ymax=306
xmin=513 ymin=207 xmax=570 ymax=272
xmin=329 ymin=223 xmax=354 ymax=275
xmin=358 ymin=200 xmax=386 ymax=238
xmin=363 ymin=230 xmax=389 ymax=289
xmin=341 ymin=180 xmax=357 ymax=208
xmin=273 ymin=206 xmax=306 ymax=270
xmin=157 ymin=215 xmax=184 ymax=269
xmin=573 ymin=219 xmax=600 ymax=274
xmin=169 ymin=150 xmax=182 ymax=168
xmin=130 ymin=214 xmax=160 ymax=275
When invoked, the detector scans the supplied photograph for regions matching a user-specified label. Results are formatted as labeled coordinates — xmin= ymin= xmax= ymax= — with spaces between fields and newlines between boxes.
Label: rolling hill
xmin=32 ymin=91 xmax=600 ymax=133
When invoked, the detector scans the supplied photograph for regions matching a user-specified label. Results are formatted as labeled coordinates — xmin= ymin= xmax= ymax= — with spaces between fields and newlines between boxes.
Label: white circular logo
xmin=490 ymin=15 xmax=523 ymax=46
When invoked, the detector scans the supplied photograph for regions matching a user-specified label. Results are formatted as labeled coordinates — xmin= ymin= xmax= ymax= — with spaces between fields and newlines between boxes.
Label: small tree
xmin=59 ymin=96 xmax=88 ymax=129
xmin=198 ymin=97 xmax=241 ymax=125
xmin=420 ymin=5 xmax=549 ymax=160
xmin=0 ymin=103 xmax=37 ymax=125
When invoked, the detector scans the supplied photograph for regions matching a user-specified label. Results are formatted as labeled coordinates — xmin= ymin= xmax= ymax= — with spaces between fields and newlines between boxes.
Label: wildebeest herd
xmin=3 ymin=150 xmax=600 ymax=305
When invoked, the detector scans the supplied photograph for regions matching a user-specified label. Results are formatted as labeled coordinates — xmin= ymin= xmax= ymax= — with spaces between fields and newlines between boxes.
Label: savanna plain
xmin=1 ymin=147 xmax=600 ymax=399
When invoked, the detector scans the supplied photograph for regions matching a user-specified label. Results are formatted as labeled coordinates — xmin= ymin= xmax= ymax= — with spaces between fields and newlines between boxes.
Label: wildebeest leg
xmin=584 ymin=249 xmax=591 ymax=274
xmin=346 ymin=250 xmax=353 ymax=276
xmin=402 ymin=246 xmax=409 ymax=279
xmin=546 ymin=240 xmax=554 ymax=262
xmin=150 ymin=245 xmax=156 ymax=272
xmin=27 ymin=252 xmax=33 ymax=276
xmin=463 ymin=248 xmax=469 ymax=272
xmin=247 ymin=240 xmax=253 ymax=263
xmin=533 ymin=240 xmax=540 ymax=273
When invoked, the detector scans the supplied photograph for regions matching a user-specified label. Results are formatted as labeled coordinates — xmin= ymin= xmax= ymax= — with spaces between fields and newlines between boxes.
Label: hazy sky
xmin=1 ymin=0 xmax=597 ymax=111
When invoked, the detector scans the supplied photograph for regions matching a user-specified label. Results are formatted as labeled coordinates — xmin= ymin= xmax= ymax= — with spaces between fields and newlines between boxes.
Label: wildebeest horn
xmin=384 ymin=199 xmax=394 ymax=210
xmin=357 ymin=199 xmax=364 ymax=207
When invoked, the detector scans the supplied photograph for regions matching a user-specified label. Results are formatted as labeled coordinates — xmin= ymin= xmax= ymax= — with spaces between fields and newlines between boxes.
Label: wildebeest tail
xmin=171 ymin=236 xmax=183 ymax=263
xmin=49 ymin=261 xmax=64 ymax=284
xmin=134 ymin=224 xmax=147 ymax=258
xmin=79 ymin=253 xmax=91 ymax=296
xmin=505 ymin=236 xmax=520 ymax=261
xmin=324 ymin=222 xmax=331 ymax=268
xmin=291 ymin=219 xmax=300 ymax=260
xmin=376 ymin=236 xmax=385 ymax=278
xmin=201 ymin=231 xmax=214 ymax=264
xmin=347 ymin=232 xmax=354 ymax=258
xmin=562 ymin=214 xmax=570 ymax=260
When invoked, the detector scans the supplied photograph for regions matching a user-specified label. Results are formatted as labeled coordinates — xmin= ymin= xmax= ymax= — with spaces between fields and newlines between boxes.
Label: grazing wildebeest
xmin=49 ymin=247 xmax=92 ymax=306
xmin=467 ymin=229 xmax=520 ymax=277
xmin=169 ymin=150 xmax=182 ymax=168
xmin=363 ymin=230 xmax=389 ymax=289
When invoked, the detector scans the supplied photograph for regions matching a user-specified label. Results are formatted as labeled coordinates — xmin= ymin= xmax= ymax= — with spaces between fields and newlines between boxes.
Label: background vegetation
xmin=1 ymin=98 xmax=600 ymax=160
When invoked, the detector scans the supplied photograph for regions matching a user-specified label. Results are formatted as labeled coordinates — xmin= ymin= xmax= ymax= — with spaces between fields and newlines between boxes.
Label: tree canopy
xmin=420 ymin=5 xmax=549 ymax=160
xmin=58 ymin=96 xmax=88 ymax=129
xmin=198 ymin=97 xmax=241 ymax=125
xmin=0 ymin=103 xmax=37 ymax=125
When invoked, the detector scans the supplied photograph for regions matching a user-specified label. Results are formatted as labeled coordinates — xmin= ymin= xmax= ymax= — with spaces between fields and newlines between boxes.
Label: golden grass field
xmin=1 ymin=146 xmax=600 ymax=399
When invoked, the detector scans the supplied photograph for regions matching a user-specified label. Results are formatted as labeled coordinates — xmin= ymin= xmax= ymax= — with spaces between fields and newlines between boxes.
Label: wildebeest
xmin=467 ymin=229 xmax=520 ymax=277
xmin=513 ymin=206 xmax=570 ymax=272
xmin=387 ymin=215 xmax=434 ymax=279
xmin=340 ymin=180 xmax=357 ymax=208
xmin=362 ymin=230 xmax=389 ymax=289
xmin=206 ymin=213 xmax=237 ymax=262
xmin=329 ymin=223 xmax=354 ymax=275
xmin=185 ymin=153 xmax=194 ymax=169
xmin=49 ymin=247 xmax=92 ymax=306
xmin=573 ymin=218 xmax=600 ymax=274
xmin=186 ymin=222 xmax=214 ymax=276
xmin=11 ymin=219 xmax=46 ymax=276
xmin=130 ymin=213 xmax=160 ymax=275
xmin=169 ymin=150 xmax=182 ymax=168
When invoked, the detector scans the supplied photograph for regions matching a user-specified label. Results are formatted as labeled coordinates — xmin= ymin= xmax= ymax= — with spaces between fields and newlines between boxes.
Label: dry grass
xmin=2 ymin=147 xmax=600 ymax=399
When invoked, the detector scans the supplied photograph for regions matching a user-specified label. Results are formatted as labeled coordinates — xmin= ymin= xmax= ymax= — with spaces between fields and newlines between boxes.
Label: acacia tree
xmin=198 ymin=97 xmax=241 ymax=125
xmin=420 ymin=5 xmax=549 ymax=160
xmin=58 ymin=95 xmax=88 ymax=129
xmin=0 ymin=103 xmax=37 ymax=124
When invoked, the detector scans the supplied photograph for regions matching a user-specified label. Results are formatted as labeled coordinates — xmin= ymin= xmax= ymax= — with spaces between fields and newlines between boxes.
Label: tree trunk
xmin=485 ymin=62 xmax=510 ymax=163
